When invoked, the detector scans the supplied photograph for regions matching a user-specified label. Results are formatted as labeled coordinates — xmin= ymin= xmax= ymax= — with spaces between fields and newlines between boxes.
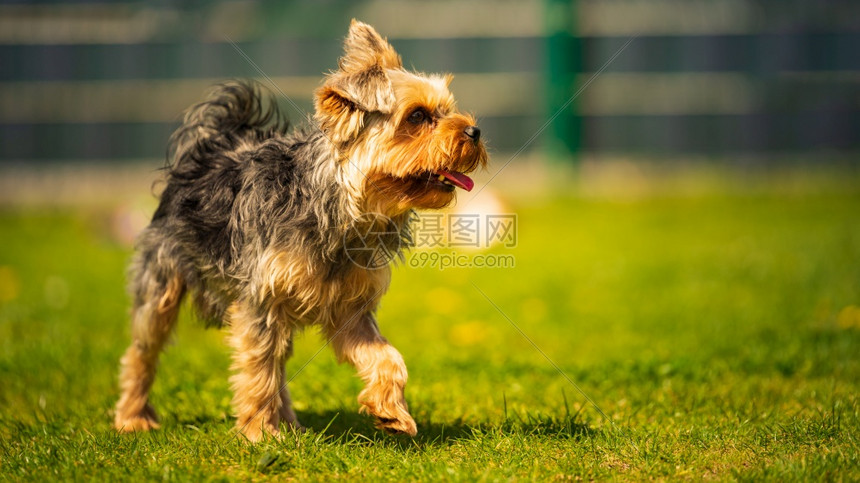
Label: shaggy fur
xmin=114 ymin=20 xmax=487 ymax=442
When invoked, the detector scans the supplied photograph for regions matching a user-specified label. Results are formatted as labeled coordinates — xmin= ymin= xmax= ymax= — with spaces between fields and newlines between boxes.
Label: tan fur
xmin=227 ymin=299 xmax=298 ymax=441
xmin=256 ymin=247 xmax=392 ymax=324
xmin=115 ymin=274 xmax=183 ymax=432
xmin=325 ymin=316 xmax=416 ymax=435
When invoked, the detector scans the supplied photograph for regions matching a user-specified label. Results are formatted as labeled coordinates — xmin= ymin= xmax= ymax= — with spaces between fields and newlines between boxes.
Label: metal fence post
xmin=544 ymin=0 xmax=580 ymax=164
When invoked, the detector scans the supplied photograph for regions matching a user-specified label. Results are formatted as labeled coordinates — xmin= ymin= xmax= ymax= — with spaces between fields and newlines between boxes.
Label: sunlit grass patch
xmin=1 ymin=169 xmax=858 ymax=480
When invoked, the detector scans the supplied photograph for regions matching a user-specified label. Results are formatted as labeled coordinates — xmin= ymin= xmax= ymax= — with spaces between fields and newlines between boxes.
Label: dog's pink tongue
xmin=437 ymin=170 xmax=474 ymax=192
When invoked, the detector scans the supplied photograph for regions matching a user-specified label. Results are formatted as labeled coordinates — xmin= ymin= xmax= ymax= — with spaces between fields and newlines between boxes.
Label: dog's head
xmin=314 ymin=20 xmax=488 ymax=215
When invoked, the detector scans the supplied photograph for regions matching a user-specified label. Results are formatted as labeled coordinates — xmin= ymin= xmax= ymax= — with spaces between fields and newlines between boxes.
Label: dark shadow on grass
xmin=295 ymin=409 xmax=595 ymax=449
xmin=158 ymin=405 xmax=595 ymax=450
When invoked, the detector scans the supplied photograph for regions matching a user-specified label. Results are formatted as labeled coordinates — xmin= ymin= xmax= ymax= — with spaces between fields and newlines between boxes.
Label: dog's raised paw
xmin=376 ymin=416 xmax=418 ymax=436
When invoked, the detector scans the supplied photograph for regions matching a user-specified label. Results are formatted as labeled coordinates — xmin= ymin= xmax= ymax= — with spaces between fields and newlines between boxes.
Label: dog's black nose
xmin=464 ymin=126 xmax=481 ymax=141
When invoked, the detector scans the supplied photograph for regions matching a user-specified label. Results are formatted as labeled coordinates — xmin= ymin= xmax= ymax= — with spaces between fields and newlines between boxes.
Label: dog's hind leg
xmin=114 ymin=252 xmax=185 ymax=432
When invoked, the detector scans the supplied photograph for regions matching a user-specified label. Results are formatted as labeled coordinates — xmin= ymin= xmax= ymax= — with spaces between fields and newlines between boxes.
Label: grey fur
xmin=133 ymin=80 xmax=410 ymax=327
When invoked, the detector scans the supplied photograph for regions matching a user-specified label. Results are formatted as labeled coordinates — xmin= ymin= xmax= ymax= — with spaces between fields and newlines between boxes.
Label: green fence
xmin=1 ymin=0 xmax=858 ymax=163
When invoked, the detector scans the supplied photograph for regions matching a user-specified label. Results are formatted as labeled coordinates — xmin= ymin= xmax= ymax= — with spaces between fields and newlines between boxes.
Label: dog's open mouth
xmin=413 ymin=170 xmax=473 ymax=192
xmin=435 ymin=169 xmax=474 ymax=192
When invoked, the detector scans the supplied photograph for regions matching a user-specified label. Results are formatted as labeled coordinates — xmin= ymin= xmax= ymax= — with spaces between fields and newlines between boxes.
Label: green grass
xmin=1 ymin=170 xmax=859 ymax=481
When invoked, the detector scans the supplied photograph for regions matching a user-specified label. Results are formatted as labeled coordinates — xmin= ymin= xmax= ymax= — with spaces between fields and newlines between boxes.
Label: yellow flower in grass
xmin=837 ymin=305 xmax=860 ymax=329
xmin=0 ymin=266 xmax=20 ymax=303
xmin=449 ymin=321 xmax=489 ymax=347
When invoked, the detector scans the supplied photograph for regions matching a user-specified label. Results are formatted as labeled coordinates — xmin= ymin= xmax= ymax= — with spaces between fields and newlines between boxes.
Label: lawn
xmin=1 ymin=167 xmax=859 ymax=480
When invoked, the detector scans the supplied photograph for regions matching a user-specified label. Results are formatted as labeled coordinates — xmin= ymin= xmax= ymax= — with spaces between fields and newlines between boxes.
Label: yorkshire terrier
xmin=114 ymin=20 xmax=487 ymax=442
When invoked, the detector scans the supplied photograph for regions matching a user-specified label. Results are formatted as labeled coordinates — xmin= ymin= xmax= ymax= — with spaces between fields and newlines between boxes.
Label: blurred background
xmin=0 ymin=0 xmax=858 ymax=180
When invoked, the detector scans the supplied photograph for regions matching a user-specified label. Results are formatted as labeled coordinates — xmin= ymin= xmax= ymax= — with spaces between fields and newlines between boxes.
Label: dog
xmin=114 ymin=20 xmax=487 ymax=442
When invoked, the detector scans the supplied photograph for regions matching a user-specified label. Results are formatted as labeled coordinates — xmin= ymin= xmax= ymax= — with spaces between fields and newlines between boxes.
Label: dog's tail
xmin=166 ymin=80 xmax=289 ymax=172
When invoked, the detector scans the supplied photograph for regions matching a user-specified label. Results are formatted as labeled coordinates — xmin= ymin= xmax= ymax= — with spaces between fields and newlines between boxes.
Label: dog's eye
xmin=407 ymin=109 xmax=428 ymax=124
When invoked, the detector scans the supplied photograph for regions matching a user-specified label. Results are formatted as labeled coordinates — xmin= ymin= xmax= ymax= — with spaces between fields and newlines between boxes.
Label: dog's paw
xmin=375 ymin=414 xmax=417 ymax=436
xmin=115 ymin=404 xmax=160 ymax=432
xmin=240 ymin=422 xmax=280 ymax=443
xmin=238 ymin=415 xmax=306 ymax=443
xmin=358 ymin=387 xmax=418 ymax=437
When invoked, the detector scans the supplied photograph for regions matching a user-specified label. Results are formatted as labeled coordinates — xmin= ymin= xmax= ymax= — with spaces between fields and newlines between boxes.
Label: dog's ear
xmin=338 ymin=20 xmax=402 ymax=80
xmin=314 ymin=20 xmax=402 ymax=144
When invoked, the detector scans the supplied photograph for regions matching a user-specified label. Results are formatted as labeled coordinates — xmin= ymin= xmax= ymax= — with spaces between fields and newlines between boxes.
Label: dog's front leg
xmin=329 ymin=314 xmax=417 ymax=436
xmin=227 ymin=300 xmax=299 ymax=442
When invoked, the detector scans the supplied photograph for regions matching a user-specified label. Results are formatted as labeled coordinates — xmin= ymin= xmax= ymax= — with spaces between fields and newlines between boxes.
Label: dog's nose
xmin=464 ymin=125 xmax=481 ymax=141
